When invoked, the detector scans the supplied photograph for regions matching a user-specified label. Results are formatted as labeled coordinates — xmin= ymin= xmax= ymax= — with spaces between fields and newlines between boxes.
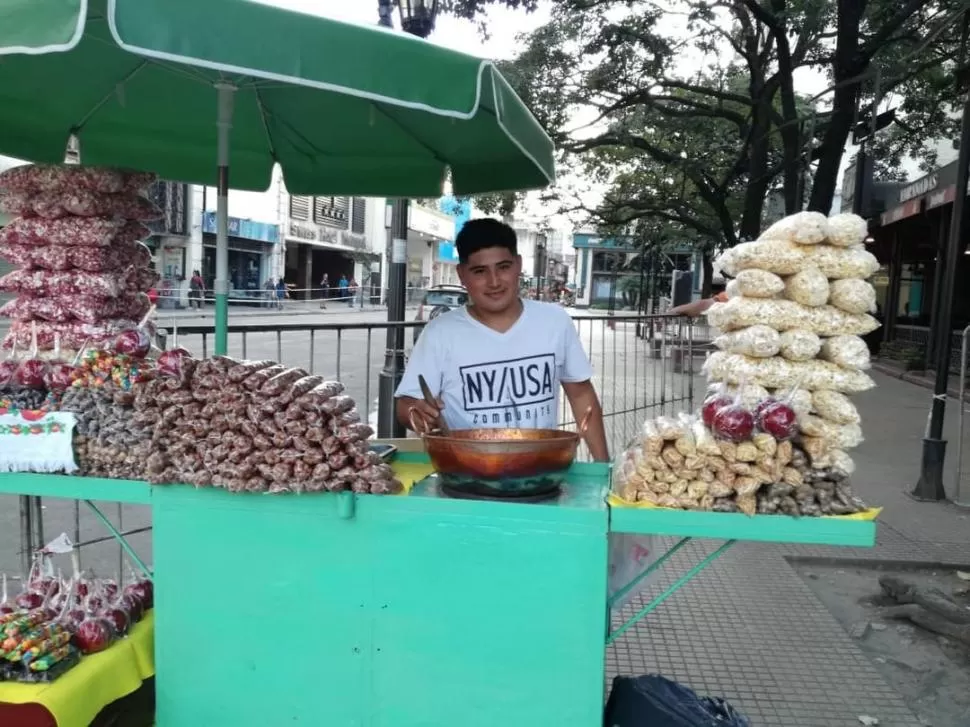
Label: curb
xmin=871 ymin=361 xmax=964 ymax=400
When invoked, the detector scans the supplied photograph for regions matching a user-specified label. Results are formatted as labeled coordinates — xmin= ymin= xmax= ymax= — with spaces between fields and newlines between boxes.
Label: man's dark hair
xmin=455 ymin=218 xmax=517 ymax=264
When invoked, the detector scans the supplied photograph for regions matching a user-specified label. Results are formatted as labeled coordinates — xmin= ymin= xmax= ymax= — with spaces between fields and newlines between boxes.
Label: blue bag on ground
xmin=604 ymin=675 xmax=750 ymax=726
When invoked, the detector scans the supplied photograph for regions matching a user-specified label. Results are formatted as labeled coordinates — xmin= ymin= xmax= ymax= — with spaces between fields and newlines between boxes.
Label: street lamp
xmin=377 ymin=0 xmax=439 ymax=438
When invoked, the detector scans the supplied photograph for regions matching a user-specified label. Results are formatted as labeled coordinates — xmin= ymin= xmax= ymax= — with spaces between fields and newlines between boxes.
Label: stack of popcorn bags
xmin=703 ymin=211 xmax=880 ymax=477
xmin=0 ymin=164 xmax=160 ymax=356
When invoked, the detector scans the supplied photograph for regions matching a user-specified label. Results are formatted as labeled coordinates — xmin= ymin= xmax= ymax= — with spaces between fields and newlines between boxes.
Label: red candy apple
xmin=14 ymin=358 xmax=48 ymax=389
xmin=113 ymin=328 xmax=151 ymax=358
xmin=99 ymin=605 xmax=130 ymax=636
xmin=74 ymin=616 xmax=114 ymax=654
xmin=124 ymin=579 xmax=153 ymax=610
xmin=15 ymin=590 xmax=45 ymax=610
xmin=156 ymin=347 xmax=192 ymax=378
xmin=44 ymin=361 xmax=76 ymax=390
xmin=757 ymin=400 xmax=797 ymax=441
xmin=711 ymin=404 xmax=755 ymax=443
xmin=701 ymin=394 xmax=733 ymax=428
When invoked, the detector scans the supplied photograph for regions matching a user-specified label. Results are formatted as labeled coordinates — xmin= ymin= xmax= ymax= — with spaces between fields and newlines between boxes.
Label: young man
xmin=395 ymin=218 xmax=610 ymax=462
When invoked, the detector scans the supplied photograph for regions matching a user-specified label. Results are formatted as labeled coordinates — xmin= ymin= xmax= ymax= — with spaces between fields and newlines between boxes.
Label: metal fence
xmin=6 ymin=313 xmax=700 ymax=582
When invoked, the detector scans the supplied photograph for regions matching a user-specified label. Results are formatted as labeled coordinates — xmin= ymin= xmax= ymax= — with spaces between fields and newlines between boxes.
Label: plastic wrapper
xmin=777 ymin=329 xmax=821 ymax=361
xmin=0 ymin=269 xmax=137 ymax=298
xmin=804 ymin=244 xmax=879 ymax=280
xmin=799 ymin=415 xmax=864 ymax=450
xmin=607 ymin=533 xmax=663 ymax=609
xmin=716 ymin=240 xmax=803 ymax=276
xmin=818 ymin=334 xmax=871 ymax=370
xmin=710 ymin=387 xmax=754 ymax=442
xmin=705 ymin=353 xmax=876 ymax=393
xmin=759 ymin=211 xmax=828 ymax=245
xmin=771 ymin=387 xmax=812 ymax=416
xmin=731 ymin=269 xmax=784 ymax=298
xmin=654 ymin=416 xmax=685 ymax=440
xmin=830 ymin=449 xmax=856 ymax=476
xmin=3 ymin=319 xmax=148 ymax=351
xmin=723 ymin=383 xmax=770 ymax=409
xmin=713 ymin=325 xmax=779 ymax=358
xmin=724 ymin=279 xmax=741 ymax=299
xmin=811 ymin=390 xmax=860 ymax=424
xmin=0 ymin=164 xmax=126 ymax=194
xmin=0 ymin=217 xmax=149 ymax=248
xmin=824 ymin=213 xmax=868 ymax=248
xmin=783 ymin=267 xmax=829 ymax=307
xmin=8 ymin=189 xmax=162 ymax=221
xmin=807 ymin=306 xmax=879 ymax=337
xmin=828 ymin=278 xmax=876 ymax=314
xmin=707 ymin=297 xmax=810 ymax=332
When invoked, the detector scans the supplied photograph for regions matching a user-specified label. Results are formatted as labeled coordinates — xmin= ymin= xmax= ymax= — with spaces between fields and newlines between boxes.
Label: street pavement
xmin=1 ymin=309 xmax=969 ymax=723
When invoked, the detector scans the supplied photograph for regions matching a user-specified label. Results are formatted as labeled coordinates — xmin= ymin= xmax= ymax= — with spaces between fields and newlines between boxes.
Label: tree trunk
xmin=739 ymin=96 xmax=773 ymax=240
xmin=701 ymin=251 xmax=713 ymax=297
xmin=807 ymin=0 xmax=868 ymax=213
xmin=807 ymin=91 xmax=858 ymax=213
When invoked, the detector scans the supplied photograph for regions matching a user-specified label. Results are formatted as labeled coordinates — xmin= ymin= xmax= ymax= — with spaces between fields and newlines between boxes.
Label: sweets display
xmin=0 ymin=163 xmax=160 ymax=354
xmin=613 ymin=211 xmax=879 ymax=518
xmin=0 ymin=555 xmax=153 ymax=683
xmin=136 ymin=354 xmax=402 ymax=494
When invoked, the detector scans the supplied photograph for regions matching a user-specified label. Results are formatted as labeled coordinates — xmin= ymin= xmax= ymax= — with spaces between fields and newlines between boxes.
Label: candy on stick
xmin=112 ymin=305 xmax=156 ymax=359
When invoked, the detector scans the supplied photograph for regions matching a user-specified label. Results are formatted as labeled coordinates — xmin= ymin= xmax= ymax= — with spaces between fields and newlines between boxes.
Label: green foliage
xmin=453 ymin=0 xmax=965 ymax=248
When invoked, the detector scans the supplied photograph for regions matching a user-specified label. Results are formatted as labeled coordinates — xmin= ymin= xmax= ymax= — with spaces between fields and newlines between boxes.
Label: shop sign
xmin=201 ymin=212 xmax=279 ymax=244
xmin=880 ymin=198 xmax=922 ymax=226
xmin=926 ymin=185 xmax=956 ymax=210
xmin=409 ymin=204 xmax=454 ymax=240
xmin=572 ymin=233 xmax=637 ymax=253
xmin=899 ymin=174 xmax=938 ymax=202
xmin=341 ymin=232 xmax=366 ymax=250
xmin=288 ymin=221 xmax=339 ymax=245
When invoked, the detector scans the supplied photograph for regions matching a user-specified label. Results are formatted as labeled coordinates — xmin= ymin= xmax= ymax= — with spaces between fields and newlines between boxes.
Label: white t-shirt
xmin=396 ymin=300 xmax=593 ymax=430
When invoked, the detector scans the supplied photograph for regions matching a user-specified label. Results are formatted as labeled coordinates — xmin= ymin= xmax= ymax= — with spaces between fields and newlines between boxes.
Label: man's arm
xmin=561 ymin=380 xmax=609 ymax=462
xmin=666 ymin=298 xmax=715 ymax=318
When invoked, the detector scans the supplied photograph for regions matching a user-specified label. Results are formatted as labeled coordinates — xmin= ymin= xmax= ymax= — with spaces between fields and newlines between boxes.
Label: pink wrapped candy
xmin=0 ymin=164 xmax=125 ymax=194
xmin=14 ymin=189 xmax=163 ymax=221
xmin=3 ymin=319 xmax=148 ymax=351
xmin=0 ymin=217 xmax=149 ymax=248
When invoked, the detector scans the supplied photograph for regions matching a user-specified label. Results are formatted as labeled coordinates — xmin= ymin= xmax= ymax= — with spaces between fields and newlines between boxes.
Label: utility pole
xmin=376 ymin=1 xmax=437 ymax=438
xmin=913 ymin=22 xmax=970 ymax=501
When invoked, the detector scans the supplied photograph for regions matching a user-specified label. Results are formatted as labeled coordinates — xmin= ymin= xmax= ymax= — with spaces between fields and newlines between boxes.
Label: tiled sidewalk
xmin=607 ymin=371 xmax=970 ymax=725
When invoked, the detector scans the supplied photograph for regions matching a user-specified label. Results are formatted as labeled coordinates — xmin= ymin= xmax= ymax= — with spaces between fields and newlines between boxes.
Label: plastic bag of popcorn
xmin=714 ymin=325 xmax=781 ymax=358
xmin=824 ymin=213 xmax=868 ymax=248
xmin=828 ymin=278 xmax=876 ymax=314
xmin=784 ymin=267 xmax=830 ymax=307
xmin=778 ymin=329 xmax=822 ymax=361
xmin=733 ymin=269 xmax=785 ymax=298
xmin=818 ymin=335 xmax=871 ymax=370
xmin=759 ymin=211 xmax=828 ymax=246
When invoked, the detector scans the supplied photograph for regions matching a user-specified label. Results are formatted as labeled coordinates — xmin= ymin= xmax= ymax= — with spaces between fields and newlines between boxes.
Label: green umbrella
xmin=0 ymin=0 xmax=555 ymax=351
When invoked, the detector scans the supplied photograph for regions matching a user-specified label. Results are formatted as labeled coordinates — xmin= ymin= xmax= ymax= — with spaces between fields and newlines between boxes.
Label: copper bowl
xmin=410 ymin=408 xmax=590 ymax=480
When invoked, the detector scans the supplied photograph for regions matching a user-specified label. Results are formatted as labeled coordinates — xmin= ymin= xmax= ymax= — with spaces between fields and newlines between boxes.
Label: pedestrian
xmin=189 ymin=270 xmax=205 ymax=309
xmin=338 ymin=275 xmax=349 ymax=305
xmin=319 ymin=273 xmax=329 ymax=309
xmin=263 ymin=278 xmax=275 ymax=308
xmin=393 ymin=218 xmax=610 ymax=461
xmin=348 ymin=277 xmax=358 ymax=308
xmin=275 ymin=278 xmax=287 ymax=310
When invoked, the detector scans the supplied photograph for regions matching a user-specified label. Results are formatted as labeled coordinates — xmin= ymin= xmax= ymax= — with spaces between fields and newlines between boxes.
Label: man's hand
xmin=396 ymin=395 xmax=445 ymax=433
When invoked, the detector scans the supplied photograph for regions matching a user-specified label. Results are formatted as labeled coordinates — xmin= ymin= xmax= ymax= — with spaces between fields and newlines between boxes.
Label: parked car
xmin=413 ymin=284 xmax=468 ymax=344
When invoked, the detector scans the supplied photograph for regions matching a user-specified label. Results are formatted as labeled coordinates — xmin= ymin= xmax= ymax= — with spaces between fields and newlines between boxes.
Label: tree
xmin=450 ymin=0 xmax=967 ymax=241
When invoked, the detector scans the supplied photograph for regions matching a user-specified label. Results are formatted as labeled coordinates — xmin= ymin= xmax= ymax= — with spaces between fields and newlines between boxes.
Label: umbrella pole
xmin=214 ymin=83 xmax=237 ymax=355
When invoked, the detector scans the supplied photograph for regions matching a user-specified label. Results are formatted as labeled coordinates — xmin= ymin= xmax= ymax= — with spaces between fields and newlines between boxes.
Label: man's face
xmin=457 ymin=246 xmax=522 ymax=314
